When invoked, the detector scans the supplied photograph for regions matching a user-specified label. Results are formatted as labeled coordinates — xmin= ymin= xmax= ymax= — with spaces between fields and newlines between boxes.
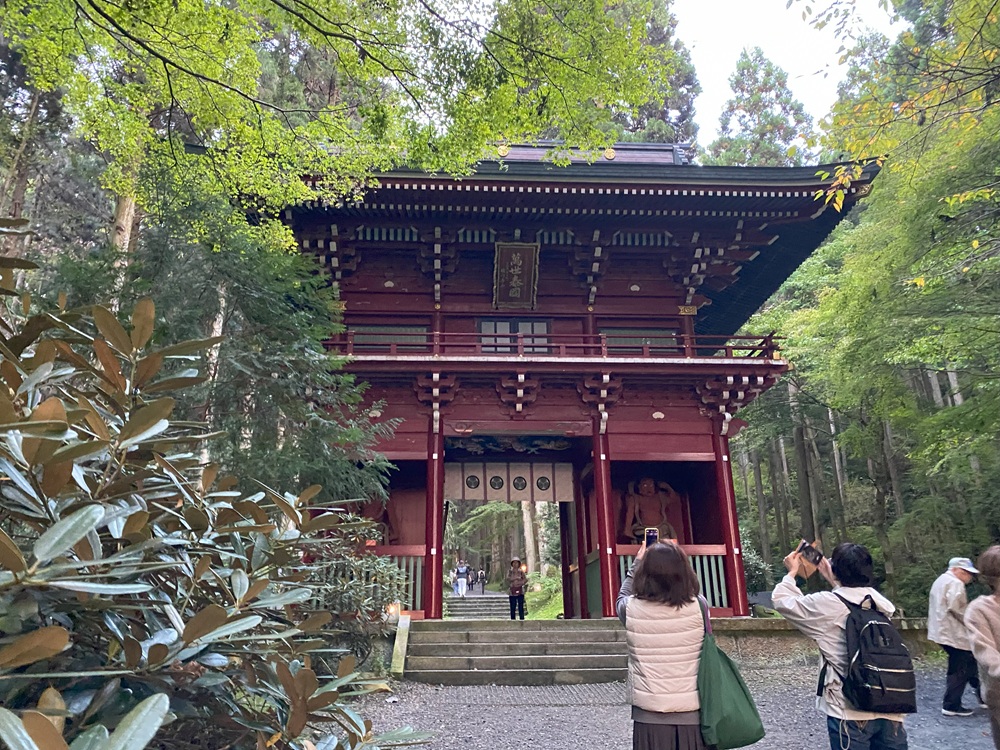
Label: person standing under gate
xmin=929 ymin=556 xmax=984 ymax=716
xmin=507 ymin=557 xmax=527 ymax=620
xmin=455 ymin=559 xmax=471 ymax=598
xmin=616 ymin=540 xmax=714 ymax=750
xmin=965 ymin=546 xmax=1000 ymax=748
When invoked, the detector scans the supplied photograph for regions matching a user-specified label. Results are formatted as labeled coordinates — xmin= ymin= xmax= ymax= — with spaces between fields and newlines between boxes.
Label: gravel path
xmin=355 ymin=662 xmax=994 ymax=750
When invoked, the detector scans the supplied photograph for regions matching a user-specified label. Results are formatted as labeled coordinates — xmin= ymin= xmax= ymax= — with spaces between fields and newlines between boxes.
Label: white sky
xmin=669 ymin=0 xmax=899 ymax=145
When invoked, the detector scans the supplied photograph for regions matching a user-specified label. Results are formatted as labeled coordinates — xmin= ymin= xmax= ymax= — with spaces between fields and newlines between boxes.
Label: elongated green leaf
xmin=251 ymin=588 xmax=312 ymax=608
xmin=0 ymin=707 xmax=40 ymax=750
xmin=33 ymin=506 xmax=104 ymax=562
xmin=118 ymin=398 xmax=174 ymax=443
xmin=92 ymin=306 xmax=133 ymax=354
xmin=130 ymin=298 xmax=155 ymax=350
xmin=47 ymin=581 xmax=152 ymax=594
xmin=104 ymin=693 xmax=169 ymax=750
xmin=119 ymin=419 xmax=169 ymax=449
xmin=193 ymin=615 xmax=263 ymax=644
xmin=69 ymin=726 xmax=110 ymax=750
xmin=231 ymin=569 xmax=249 ymax=602
xmin=0 ymin=626 xmax=69 ymax=668
xmin=0 ymin=527 xmax=26 ymax=572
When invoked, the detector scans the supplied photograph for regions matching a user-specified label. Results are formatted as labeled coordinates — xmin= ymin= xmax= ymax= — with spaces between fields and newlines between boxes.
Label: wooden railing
xmin=617 ymin=544 xmax=730 ymax=610
xmin=327 ymin=331 xmax=780 ymax=360
xmin=372 ymin=545 xmax=425 ymax=612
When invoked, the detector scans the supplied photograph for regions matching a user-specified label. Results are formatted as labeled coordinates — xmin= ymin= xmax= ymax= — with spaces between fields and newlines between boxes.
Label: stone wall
xmin=711 ymin=617 xmax=932 ymax=668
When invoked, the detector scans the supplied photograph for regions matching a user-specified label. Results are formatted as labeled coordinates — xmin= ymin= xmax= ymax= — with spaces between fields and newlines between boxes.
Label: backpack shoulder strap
xmin=832 ymin=592 xmax=857 ymax=610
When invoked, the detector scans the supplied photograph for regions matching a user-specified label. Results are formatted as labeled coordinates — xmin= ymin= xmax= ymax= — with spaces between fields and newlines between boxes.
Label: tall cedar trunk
xmin=0 ymin=90 xmax=40 ymax=218
xmin=804 ymin=425 xmax=828 ymax=549
xmin=769 ymin=440 xmax=791 ymax=552
xmin=927 ymin=369 xmax=946 ymax=409
xmin=521 ymin=500 xmax=539 ymax=575
xmin=828 ymin=408 xmax=849 ymax=517
xmin=531 ymin=501 xmax=546 ymax=577
xmin=777 ymin=437 xmax=793 ymax=545
xmin=867 ymin=457 xmax=900 ymax=605
xmin=110 ymin=192 xmax=138 ymax=310
xmin=948 ymin=371 xmax=983 ymax=483
xmin=789 ymin=382 xmax=819 ymax=543
xmin=736 ymin=447 xmax=751 ymax=502
xmin=750 ymin=449 xmax=774 ymax=585
xmin=881 ymin=420 xmax=905 ymax=517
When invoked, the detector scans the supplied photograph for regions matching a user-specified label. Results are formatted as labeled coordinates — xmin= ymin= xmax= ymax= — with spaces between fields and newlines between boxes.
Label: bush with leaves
xmin=0 ymin=280 xmax=425 ymax=749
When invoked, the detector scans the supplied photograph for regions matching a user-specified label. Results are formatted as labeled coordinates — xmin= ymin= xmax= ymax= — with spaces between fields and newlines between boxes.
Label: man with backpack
xmin=773 ymin=542 xmax=915 ymax=750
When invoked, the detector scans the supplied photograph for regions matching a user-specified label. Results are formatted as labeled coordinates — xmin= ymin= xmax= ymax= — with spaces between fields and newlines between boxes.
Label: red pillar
xmin=712 ymin=427 xmax=750 ymax=616
xmin=424 ymin=422 xmax=445 ymax=619
xmin=573 ymin=469 xmax=590 ymax=619
xmin=558 ymin=501 xmax=574 ymax=618
xmin=592 ymin=421 xmax=619 ymax=618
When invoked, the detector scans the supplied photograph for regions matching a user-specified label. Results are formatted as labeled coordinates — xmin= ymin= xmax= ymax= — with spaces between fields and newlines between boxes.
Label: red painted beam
xmin=713 ymin=429 xmax=749 ymax=616
xmin=424 ymin=426 xmax=445 ymax=619
xmin=592 ymin=423 xmax=619 ymax=618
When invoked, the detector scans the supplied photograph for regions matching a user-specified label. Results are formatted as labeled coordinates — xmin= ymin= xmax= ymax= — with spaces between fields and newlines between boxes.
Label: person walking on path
xmin=616 ymin=540 xmax=714 ymax=750
xmin=455 ymin=559 xmax=471 ymax=598
xmin=772 ymin=542 xmax=909 ymax=750
xmin=929 ymin=556 xmax=984 ymax=716
xmin=966 ymin=546 xmax=1000 ymax=748
xmin=477 ymin=566 xmax=486 ymax=594
xmin=507 ymin=557 xmax=527 ymax=620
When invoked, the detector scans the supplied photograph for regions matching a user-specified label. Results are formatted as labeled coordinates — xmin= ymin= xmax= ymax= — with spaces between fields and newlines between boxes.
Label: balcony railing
xmin=328 ymin=331 xmax=780 ymax=360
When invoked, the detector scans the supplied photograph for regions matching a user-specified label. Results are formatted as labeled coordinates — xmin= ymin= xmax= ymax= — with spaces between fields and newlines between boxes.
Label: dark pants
xmin=509 ymin=594 xmax=524 ymax=620
xmin=990 ymin=706 xmax=1000 ymax=750
xmin=827 ymin=717 xmax=908 ymax=750
xmin=942 ymin=644 xmax=981 ymax=710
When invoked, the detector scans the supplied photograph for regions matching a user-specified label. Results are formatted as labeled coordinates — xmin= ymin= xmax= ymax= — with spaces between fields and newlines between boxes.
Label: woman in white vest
xmin=617 ymin=540 xmax=714 ymax=750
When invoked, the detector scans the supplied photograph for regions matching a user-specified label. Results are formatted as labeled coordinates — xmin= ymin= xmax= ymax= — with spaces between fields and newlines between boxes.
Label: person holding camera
xmin=928 ymin=557 xmax=983 ymax=716
xmin=616 ymin=540 xmax=715 ymax=750
xmin=965 ymin=546 xmax=1000 ymax=748
xmin=772 ymin=542 xmax=910 ymax=750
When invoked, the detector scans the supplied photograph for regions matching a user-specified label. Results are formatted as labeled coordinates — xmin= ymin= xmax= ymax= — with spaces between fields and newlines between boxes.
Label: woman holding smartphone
xmin=617 ymin=539 xmax=715 ymax=750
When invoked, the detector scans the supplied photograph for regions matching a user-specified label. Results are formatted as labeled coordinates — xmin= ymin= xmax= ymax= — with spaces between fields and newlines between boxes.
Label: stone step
xmin=408 ymin=640 xmax=626 ymax=657
xmin=411 ymin=618 xmax=622 ymax=632
xmin=409 ymin=628 xmax=627 ymax=644
xmin=406 ymin=654 xmax=627 ymax=671
xmin=405 ymin=668 xmax=626 ymax=686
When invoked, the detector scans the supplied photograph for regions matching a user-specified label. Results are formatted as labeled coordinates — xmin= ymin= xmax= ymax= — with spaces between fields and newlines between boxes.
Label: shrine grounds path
xmin=355 ymin=661 xmax=993 ymax=750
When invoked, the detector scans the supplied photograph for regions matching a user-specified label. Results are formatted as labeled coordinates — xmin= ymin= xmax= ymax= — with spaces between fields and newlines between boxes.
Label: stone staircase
xmin=404 ymin=619 xmax=627 ymax=685
xmin=443 ymin=594 xmax=513 ymax=620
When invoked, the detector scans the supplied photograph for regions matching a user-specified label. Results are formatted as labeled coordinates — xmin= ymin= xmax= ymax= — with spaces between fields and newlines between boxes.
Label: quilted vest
xmin=624 ymin=597 xmax=704 ymax=714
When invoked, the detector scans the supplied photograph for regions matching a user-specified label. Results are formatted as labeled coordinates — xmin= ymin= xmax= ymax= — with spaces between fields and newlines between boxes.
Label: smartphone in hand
xmin=644 ymin=527 xmax=659 ymax=547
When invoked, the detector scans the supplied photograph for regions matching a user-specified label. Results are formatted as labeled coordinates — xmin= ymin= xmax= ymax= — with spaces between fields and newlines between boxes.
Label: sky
xmin=669 ymin=0 xmax=900 ymax=145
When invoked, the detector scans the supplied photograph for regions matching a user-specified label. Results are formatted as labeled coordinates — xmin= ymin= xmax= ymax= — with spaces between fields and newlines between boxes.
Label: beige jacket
xmin=928 ymin=570 xmax=971 ymax=650
xmin=622 ymin=596 xmax=704 ymax=713
xmin=965 ymin=593 xmax=1000 ymax=707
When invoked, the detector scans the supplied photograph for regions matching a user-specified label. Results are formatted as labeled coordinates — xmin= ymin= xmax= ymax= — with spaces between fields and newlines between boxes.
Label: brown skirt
xmin=632 ymin=721 xmax=714 ymax=750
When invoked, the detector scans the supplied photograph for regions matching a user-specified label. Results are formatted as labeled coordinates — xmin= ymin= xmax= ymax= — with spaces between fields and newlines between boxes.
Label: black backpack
xmin=819 ymin=593 xmax=918 ymax=714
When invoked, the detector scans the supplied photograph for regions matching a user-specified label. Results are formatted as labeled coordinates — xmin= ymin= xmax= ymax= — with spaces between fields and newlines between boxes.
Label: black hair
xmin=831 ymin=542 xmax=874 ymax=587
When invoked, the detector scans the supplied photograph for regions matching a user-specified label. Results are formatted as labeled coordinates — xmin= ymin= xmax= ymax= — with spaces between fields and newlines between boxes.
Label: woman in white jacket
xmin=617 ymin=541 xmax=714 ymax=750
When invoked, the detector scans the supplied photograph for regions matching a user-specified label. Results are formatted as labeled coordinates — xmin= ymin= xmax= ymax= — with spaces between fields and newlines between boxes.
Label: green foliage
xmin=704 ymin=47 xmax=815 ymax=166
xmin=1 ymin=0 xmax=673 ymax=215
xmin=0 ymin=291 xmax=422 ymax=749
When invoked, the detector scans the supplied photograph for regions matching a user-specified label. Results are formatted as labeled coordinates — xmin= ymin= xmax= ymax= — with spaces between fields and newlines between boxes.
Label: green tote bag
xmin=697 ymin=600 xmax=765 ymax=749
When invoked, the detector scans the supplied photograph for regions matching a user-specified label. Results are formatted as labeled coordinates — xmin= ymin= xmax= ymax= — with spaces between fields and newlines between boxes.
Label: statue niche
xmin=622 ymin=477 xmax=681 ymax=543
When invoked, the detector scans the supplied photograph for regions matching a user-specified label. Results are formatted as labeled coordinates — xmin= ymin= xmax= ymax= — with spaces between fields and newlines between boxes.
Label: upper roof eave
xmin=378 ymin=143 xmax=881 ymax=188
